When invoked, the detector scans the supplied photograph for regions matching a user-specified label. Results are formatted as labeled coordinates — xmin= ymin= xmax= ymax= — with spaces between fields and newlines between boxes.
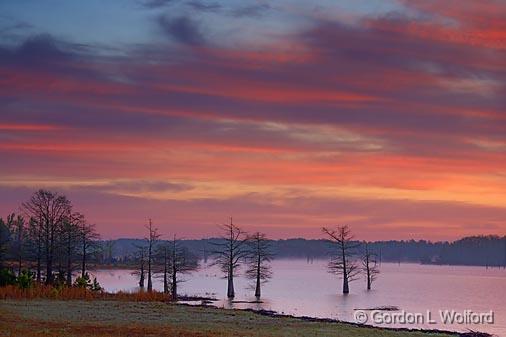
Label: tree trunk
xmin=170 ymin=239 xmax=177 ymax=300
xmin=66 ymin=238 xmax=72 ymax=286
xmin=81 ymin=234 xmax=86 ymax=278
xmin=227 ymin=272 xmax=235 ymax=298
xmin=163 ymin=269 xmax=168 ymax=294
xmin=147 ymin=241 xmax=152 ymax=292
xmin=139 ymin=265 xmax=145 ymax=288
xmin=255 ymin=275 xmax=261 ymax=297
xmin=227 ymin=223 xmax=235 ymax=298
xmin=147 ymin=267 xmax=152 ymax=291
xmin=81 ymin=251 xmax=86 ymax=277
xmin=66 ymin=267 xmax=72 ymax=285
xmin=342 ymin=272 xmax=349 ymax=294
xmin=163 ymin=251 xmax=168 ymax=294
xmin=36 ymin=221 xmax=42 ymax=283
xmin=341 ymin=244 xmax=349 ymax=294
xmin=366 ymin=262 xmax=371 ymax=290
xmin=171 ymin=270 xmax=177 ymax=301
xmin=46 ymin=241 xmax=53 ymax=284
xmin=366 ymin=253 xmax=371 ymax=290
xmin=49 ymin=227 xmax=56 ymax=284
xmin=46 ymin=261 xmax=53 ymax=284
xmin=139 ymin=249 xmax=145 ymax=288
xmin=255 ymin=257 xmax=261 ymax=298
xmin=17 ymin=226 xmax=22 ymax=275
xmin=36 ymin=252 xmax=41 ymax=283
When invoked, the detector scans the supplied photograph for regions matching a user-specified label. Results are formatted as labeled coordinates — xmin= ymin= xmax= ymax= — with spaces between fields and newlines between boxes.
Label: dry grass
xmin=0 ymin=284 xmax=169 ymax=302
xmin=112 ymin=290 xmax=169 ymax=302
xmin=0 ymin=312 xmax=214 ymax=337
xmin=0 ymin=299 xmax=456 ymax=337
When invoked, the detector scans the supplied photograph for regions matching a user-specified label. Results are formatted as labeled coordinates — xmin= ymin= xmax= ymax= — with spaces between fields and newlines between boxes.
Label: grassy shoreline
xmin=0 ymin=298 xmax=464 ymax=337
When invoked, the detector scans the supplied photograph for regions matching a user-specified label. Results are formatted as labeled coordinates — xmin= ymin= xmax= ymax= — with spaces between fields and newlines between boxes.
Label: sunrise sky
xmin=0 ymin=0 xmax=504 ymax=240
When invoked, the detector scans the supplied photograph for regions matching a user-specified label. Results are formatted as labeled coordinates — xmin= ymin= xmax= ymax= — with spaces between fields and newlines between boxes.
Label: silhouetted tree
xmin=22 ymin=190 xmax=72 ymax=284
xmin=145 ymin=219 xmax=160 ymax=292
xmin=0 ymin=218 xmax=10 ymax=269
xmin=362 ymin=243 xmax=379 ymax=290
xmin=211 ymin=218 xmax=248 ymax=298
xmin=245 ymin=232 xmax=273 ymax=298
xmin=27 ymin=216 xmax=44 ymax=282
xmin=60 ymin=214 xmax=81 ymax=286
xmin=157 ymin=244 xmax=170 ymax=294
xmin=3 ymin=214 xmax=16 ymax=267
xmin=322 ymin=225 xmax=360 ymax=294
xmin=7 ymin=214 xmax=26 ymax=276
xmin=158 ymin=235 xmax=199 ymax=300
xmin=132 ymin=245 xmax=147 ymax=288
xmin=76 ymin=215 xmax=99 ymax=278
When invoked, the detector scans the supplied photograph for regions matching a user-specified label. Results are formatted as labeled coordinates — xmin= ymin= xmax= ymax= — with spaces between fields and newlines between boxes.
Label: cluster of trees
xmin=0 ymin=190 xmax=388 ymax=299
xmin=133 ymin=218 xmax=273 ymax=300
xmin=351 ymin=237 xmax=506 ymax=267
xmin=0 ymin=190 xmax=99 ymax=287
xmin=3 ymin=189 xmax=504 ymax=301
xmin=131 ymin=221 xmax=376 ymax=298
xmin=323 ymin=225 xmax=380 ymax=294
xmin=111 ymin=236 xmax=506 ymax=267
xmin=211 ymin=219 xmax=273 ymax=299
xmin=125 ymin=222 xmax=381 ymax=298
xmin=132 ymin=219 xmax=199 ymax=300
xmin=0 ymin=189 xmax=412 ymax=299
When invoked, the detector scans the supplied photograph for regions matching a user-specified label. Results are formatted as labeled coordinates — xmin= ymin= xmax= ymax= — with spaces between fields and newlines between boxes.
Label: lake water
xmin=91 ymin=260 xmax=506 ymax=336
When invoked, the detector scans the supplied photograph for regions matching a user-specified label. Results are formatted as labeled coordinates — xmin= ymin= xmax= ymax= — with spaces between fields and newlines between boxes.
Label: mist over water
xmin=92 ymin=260 xmax=506 ymax=336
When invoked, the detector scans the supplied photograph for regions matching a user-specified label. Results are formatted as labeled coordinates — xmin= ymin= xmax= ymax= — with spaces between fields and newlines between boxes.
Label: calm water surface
xmin=92 ymin=260 xmax=506 ymax=336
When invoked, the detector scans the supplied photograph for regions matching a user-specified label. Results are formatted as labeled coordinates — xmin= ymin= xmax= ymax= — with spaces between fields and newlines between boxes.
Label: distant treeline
xmin=105 ymin=235 xmax=506 ymax=267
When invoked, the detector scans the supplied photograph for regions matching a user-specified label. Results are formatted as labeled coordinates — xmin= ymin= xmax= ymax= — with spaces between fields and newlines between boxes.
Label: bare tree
xmin=157 ymin=236 xmax=199 ymax=300
xmin=8 ymin=214 xmax=26 ymax=276
xmin=322 ymin=225 xmax=360 ymax=294
xmin=362 ymin=243 xmax=379 ymax=290
xmin=22 ymin=190 xmax=72 ymax=284
xmin=60 ymin=214 xmax=81 ymax=286
xmin=76 ymin=214 xmax=99 ymax=278
xmin=157 ymin=244 xmax=170 ymax=294
xmin=245 ymin=232 xmax=273 ymax=298
xmin=132 ymin=244 xmax=147 ymax=288
xmin=0 ymin=217 xmax=10 ymax=269
xmin=145 ymin=219 xmax=160 ymax=292
xmin=211 ymin=218 xmax=248 ymax=298
xmin=27 ymin=216 xmax=44 ymax=282
xmin=3 ymin=214 xmax=16 ymax=270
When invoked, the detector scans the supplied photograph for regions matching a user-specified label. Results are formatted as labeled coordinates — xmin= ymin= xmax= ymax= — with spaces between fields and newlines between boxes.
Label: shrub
xmin=91 ymin=277 xmax=102 ymax=292
xmin=0 ymin=268 xmax=16 ymax=286
xmin=74 ymin=273 xmax=92 ymax=289
xmin=16 ymin=270 xmax=34 ymax=289
xmin=54 ymin=271 xmax=66 ymax=288
xmin=0 ymin=283 xmax=169 ymax=302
